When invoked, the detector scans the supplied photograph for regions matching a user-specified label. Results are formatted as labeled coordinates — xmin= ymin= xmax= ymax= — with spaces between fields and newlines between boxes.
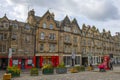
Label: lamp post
xmin=8 ymin=48 xmax=12 ymax=67
xmin=71 ymin=51 xmax=76 ymax=66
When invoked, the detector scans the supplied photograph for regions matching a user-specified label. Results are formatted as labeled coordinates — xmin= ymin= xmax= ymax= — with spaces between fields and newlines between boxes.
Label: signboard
xmin=8 ymin=48 xmax=12 ymax=58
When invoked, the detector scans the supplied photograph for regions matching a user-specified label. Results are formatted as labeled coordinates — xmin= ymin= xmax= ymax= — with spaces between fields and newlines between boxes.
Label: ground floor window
xmin=27 ymin=59 xmax=33 ymax=66
xmin=75 ymin=56 xmax=80 ymax=65
xmin=63 ymin=56 xmax=81 ymax=66
xmin=42 ymin=57 xmax=52 ymax=65
xmin=12 ymin=59 xmax=18 ymax=66
xmin=91 ymin=56 xmax=101 ymax=65
xmin=63 ymin=56 xmax=71 ymax=66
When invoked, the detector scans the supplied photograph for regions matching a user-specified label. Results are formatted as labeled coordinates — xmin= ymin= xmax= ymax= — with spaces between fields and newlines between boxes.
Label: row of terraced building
xmin=0 ymin=9 xmax=120 ymax=69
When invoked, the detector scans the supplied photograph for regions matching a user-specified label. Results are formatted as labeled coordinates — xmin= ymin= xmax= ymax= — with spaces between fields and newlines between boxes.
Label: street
xmin=0 ymin=66 xmax=120 ymax=80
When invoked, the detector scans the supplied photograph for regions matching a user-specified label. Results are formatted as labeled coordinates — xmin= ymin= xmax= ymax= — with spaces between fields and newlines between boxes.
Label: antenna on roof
xmin=25 ymin=0 xmax=32 ymax=23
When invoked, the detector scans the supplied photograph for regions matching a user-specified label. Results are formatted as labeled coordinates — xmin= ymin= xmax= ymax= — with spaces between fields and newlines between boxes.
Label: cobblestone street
xmin=0 ymin=66 xmax=120 ymax=80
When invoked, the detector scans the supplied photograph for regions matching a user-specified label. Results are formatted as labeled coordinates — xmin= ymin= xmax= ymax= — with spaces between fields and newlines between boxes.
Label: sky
xmin=0 ymin=0 xmax=120 ymax=36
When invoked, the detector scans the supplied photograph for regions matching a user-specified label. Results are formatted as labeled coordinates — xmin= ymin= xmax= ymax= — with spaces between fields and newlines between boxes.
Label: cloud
xmin=6 ymin=0 xmax=120 ymax=21
xmin=78 ymin=0 xmax=120 ymax=21
xmin=0 ymin=0 xmax=120 ymax=36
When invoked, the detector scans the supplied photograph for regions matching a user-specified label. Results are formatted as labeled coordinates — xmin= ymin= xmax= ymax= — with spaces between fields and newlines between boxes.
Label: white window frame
xmin=63 ymin=55 xmax=81 ymax=67
xmin=49 ymin=24 xmax=53 ymax=29
xmin=3 ymin=23 xmax=9 ymax=29
xmin=49 ymin=44 xmax=55 ymax=52
xmin=43 ymin=22 xmax=46 ymax=28
xmin=49 ymin=33 xmax=55 ymax=40
xmin=40 ymin=32 xmax=45 ymax=40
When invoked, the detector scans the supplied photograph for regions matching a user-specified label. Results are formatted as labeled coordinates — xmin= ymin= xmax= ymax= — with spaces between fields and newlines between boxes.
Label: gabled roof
xmin=72 ymin=18 xmax=79 ymax=27
xmin=0 ymin=14 xmax=9 ymax=22
xmin=60 ymin=15 xmax=71 ymax=27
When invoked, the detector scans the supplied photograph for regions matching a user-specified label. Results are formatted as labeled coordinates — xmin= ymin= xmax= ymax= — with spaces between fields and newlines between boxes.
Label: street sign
xmin=8 ymin=48 xmax=12 ymax=58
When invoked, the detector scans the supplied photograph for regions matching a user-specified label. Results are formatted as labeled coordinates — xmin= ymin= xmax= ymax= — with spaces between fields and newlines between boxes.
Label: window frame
xmin=40 ymin=32 xmax=45 ymax=40
xmin=49 ymin=24 xmax=53 ymax=29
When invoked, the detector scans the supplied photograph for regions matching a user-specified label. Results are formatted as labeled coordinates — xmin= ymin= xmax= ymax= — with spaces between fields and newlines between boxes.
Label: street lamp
xmin=71 ymin=51 xmax=76 ymax=66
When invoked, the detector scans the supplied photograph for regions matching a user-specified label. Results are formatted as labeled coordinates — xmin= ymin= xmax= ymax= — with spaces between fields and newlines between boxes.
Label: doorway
xmin=82 ymin=57 xmax=88 ymax=67
xmin=0 ymin=58 xmax=8 ymax=70
xmin=36 ymin=56 xmax=40 ymax=68
xmin=21 ymin=59 xmax=25 ymax=69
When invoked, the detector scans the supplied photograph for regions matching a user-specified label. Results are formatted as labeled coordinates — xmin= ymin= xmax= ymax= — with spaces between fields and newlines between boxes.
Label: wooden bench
xmin=3 ymin=73 xmax=11 ymax=80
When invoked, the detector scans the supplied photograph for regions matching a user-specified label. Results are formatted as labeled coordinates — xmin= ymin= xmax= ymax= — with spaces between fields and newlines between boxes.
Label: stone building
xmin=0 ymin=9 xmax=120 ymax=69
xmin=0 ymin=14 xmax=35 ymax=69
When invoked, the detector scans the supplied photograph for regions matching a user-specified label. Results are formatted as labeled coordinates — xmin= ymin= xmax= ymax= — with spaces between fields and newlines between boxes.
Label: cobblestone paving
xmin=0 ymin=66 xmax=120 ymax=80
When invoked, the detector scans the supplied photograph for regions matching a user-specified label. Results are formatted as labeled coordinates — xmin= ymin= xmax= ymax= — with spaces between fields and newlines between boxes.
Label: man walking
xmin=109 ymin=59 xmax=113 ymax=70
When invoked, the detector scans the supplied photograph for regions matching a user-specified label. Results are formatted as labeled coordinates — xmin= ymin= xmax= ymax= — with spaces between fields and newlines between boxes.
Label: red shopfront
xmin=0 ymin=56 xmax=8 ymax=70
xmin=9 ymin=56 xmax=36 ymax=69
xmin=36 ymin=56 xmax=59 ymax=68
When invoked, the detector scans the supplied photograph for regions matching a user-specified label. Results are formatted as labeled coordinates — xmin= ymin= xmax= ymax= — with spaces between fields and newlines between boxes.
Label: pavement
xmin=0 ymin=66 xmax=120 ymax=80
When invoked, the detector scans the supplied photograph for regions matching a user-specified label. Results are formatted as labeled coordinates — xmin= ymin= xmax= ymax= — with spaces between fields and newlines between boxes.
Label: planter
xmin=7 ymin=66 xmax=20 ymax=78
xmin=8 ymin=71 xmax=20 ymax=77
xmin=87 ymin=66 xmax=93 ymax=71
xmin=70 ymin=67 xmax=78 ymax=73
xmin=30 ymin=68 xmax=39 ymax=76
xmin=42 ymin=68 xmax=54 ymax=74
xmin=3 ymin=73 xmax=11 ymax=80
xmin=56 ymin=68 xmax=67 ymax=74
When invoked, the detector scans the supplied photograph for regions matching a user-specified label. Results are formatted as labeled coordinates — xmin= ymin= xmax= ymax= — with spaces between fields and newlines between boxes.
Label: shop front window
xmin=12 ymin=59 xmax=18 ymax=66
xmin=75 ymin=56 xmax=80 ymax=65
xmin=63 ymin=56 xmax=71 ymax=66
xmin=27 ymin=59 xmax=32 ymax=66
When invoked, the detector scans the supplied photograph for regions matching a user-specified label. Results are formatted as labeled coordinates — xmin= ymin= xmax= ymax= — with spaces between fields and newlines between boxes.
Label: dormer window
xmin=49 ymin=24 xmax=53 ymax=29
xmin=43 ymin=22 xmax=46 ymax=28
xmin=47 ymin=16 xmax=50 ymax=21
xmin=3 ymin=23 xmax=9 ymax=29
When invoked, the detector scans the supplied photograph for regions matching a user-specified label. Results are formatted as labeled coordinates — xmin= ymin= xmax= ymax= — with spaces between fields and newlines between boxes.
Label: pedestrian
xmin=109 ymin=59 xmax=113 ymax=70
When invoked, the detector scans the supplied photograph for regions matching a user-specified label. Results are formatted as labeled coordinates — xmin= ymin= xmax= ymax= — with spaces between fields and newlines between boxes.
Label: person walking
xmin=109 ymin=59 xmax=113 ymax=70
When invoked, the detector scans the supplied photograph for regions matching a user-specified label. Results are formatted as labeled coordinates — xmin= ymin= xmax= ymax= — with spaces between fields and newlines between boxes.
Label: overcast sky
xmin=0 ymin=0 xmax=120 ymax=35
